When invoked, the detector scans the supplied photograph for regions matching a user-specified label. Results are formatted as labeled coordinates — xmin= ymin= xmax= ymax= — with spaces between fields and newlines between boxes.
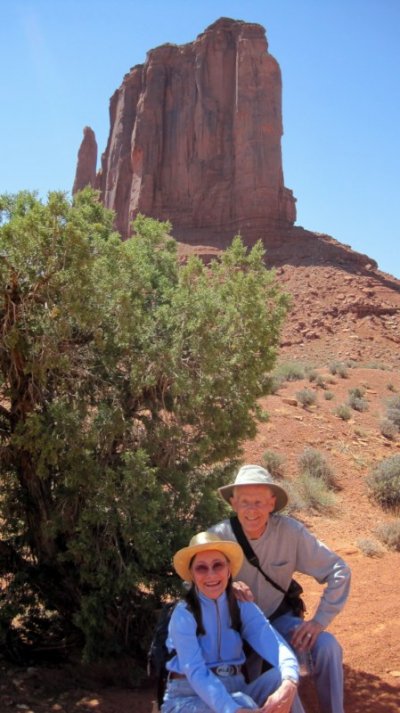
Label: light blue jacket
xmin=166 ymin=590 xmax=299 ymax=713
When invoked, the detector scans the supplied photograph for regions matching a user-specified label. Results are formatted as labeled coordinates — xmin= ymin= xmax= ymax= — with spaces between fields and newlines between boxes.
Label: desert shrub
xmin=309 ymin=372 xmax=326 ymax=389
xmin=349 ymin=386 xmax=366 ymax=398
xmin=324 ymin=390 xmax=334 ymax=400
xmin=263 ymin=373 xmax=284 ymax=394
xmin=307 ymin=369 xmax=318 ymax=382
xmin=386 ymin=395 xmax=400 ymax=427
xmin=329 ymin=361 xmax=348 ymax=378
xmin=262 ymin=450 xmax=286 ymax=479
xmin=379 ymin=418 xmax=398 ymax=440
xmin=349 ymin=396 xmax=368 ymax=413
xmin=347 ymin=387 xmax=369 ymax=412
xmin=375 ymin=520 xmax=400 ymax=551
xmin=324 ymin=374 xmax=337 ymax=385
xmin=355 ymin=538 xmax=384 ymax=557
xmin=273 ymin=361 xmax=308 ymax=382
xmin=296 ymin=388 xmax=317 ymax=408
xmin=254 ymin=407 xmax=270 ymax=423
xmin=366 ymin=455 xmax=400 ymax=510
xmin=281 ymin=479 xmax=305 ymax=514
xmin=298 ymin=447 xmax=336 ymax=489
xmin=387 ymin=382 xmax=396 ymax=392
xmin=297 ymin=472 xmax=337 ymax=512
xmin=362 ymin=361 xmax=390 ymax=370
xmin=334 ymin=404 xmax=352 ymax=421
xmin=348 ymin=396 xmax=369 ymax=412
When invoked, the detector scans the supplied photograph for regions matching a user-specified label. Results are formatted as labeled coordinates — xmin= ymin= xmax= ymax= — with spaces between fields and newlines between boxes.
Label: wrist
xmin=311 ymin=617 xmax=325 ymax=632
xmin=282 ymin=675 xmax=298 ymax=687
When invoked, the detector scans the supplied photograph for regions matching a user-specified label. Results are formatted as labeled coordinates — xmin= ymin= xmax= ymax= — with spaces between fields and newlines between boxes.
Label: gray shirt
xmin=209 ymin=514 xmax=351 ymax=629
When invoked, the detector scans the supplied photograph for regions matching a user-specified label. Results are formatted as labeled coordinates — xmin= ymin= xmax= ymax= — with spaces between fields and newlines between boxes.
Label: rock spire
xmin=72 ymin=126 xmax=97 ymax=195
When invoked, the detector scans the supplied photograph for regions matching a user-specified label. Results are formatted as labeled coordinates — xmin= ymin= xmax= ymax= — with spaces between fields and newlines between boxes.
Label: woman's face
xmin=191 ymin=549 xmax=230 ymax=599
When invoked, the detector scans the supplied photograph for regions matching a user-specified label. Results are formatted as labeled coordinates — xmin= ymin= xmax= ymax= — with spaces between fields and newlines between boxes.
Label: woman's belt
xmin=170 ymin=664 xmax=242 ymax=679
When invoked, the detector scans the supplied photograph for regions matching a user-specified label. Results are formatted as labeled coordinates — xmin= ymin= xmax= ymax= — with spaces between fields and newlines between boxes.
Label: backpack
xmin=147 ymin=601 xmax=177 ymax=709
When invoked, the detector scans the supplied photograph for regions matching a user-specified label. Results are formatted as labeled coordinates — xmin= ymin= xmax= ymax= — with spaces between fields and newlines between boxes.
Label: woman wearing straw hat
xmin=161 ymin=531 xmax=303 ymax=713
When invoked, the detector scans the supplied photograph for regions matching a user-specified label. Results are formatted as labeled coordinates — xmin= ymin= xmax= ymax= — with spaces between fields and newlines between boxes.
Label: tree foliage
xmin=0 ymin=189 xmax=288 ymax=663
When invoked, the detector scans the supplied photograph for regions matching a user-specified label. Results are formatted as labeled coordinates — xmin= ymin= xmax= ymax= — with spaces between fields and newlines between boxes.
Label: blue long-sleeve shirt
xmin=166 ymin=590 xmax=299 ymax=713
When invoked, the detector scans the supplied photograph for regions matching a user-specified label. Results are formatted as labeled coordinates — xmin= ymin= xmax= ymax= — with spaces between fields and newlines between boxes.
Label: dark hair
xmin=184 ymin=578 xmax=241 ymax=636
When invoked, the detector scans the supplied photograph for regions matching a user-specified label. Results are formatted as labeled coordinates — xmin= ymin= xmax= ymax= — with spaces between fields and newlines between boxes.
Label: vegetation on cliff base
xmin=0 ymin=189 xmax=288 ymax=664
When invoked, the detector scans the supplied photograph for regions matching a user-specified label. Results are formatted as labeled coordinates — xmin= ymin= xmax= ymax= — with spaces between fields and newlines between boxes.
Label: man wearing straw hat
xmin=209 ymin=464 xmax=351 ymax=713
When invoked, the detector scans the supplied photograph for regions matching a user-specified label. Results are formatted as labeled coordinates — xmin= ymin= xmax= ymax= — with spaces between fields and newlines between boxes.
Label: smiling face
xmin=230 ymin=484 xmax=276 ymax=539
xmin=191 ymin=549 xmax=231 ymax=599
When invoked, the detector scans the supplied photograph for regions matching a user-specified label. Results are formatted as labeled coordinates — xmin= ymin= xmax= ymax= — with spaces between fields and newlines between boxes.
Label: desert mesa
xmin=73 ymin=17 xmax=400 ymax=369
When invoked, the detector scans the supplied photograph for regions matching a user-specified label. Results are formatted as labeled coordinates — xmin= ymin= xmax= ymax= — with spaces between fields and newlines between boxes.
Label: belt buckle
xmin=215 ymin=664 xmax=234 ymax=677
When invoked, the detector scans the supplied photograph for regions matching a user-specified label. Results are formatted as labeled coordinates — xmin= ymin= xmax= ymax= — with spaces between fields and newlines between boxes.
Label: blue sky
xmin=1 ymin=0 xmax=399 ymax=278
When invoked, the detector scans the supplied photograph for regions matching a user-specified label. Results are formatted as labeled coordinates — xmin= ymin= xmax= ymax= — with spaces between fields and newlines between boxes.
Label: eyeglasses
xmin=236 ymin=499 xmax=273 ymax=509
xmin=192 ymin=560 xmax=228 ymax=576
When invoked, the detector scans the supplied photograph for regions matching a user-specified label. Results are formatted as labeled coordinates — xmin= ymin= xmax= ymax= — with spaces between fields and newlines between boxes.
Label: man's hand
xmin=232 ymin=580 xmax=255 ymax=602
xmin=259 ymin=680 xmax=297 ymax=712
xmin=290 ymin=619 xmax=323 ymax=651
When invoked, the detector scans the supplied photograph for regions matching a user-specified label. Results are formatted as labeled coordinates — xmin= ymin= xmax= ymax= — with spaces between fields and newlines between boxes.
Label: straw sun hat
xmin=173 ymin=531 xmax=244 ymax=582
xmin=218 ymin=464 xmax=288 ymax=513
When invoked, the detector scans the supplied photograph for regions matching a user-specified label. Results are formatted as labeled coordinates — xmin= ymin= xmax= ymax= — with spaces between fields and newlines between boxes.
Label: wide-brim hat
xmin=218 ymin=464 xmax=288 ymax=512
xmin=173 ymin=531 xmax=244 ymax=581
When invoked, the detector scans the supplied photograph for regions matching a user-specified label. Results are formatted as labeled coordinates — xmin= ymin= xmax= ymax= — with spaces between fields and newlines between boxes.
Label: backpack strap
xmin=229 ymin=516 xmax=287 ymax=595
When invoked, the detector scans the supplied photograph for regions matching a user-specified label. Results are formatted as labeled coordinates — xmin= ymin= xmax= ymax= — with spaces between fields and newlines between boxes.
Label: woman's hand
xmin=259 ymin=680 xmax=297 ymax=712
xmin=232 ymin=580 xmax=255 ymax=602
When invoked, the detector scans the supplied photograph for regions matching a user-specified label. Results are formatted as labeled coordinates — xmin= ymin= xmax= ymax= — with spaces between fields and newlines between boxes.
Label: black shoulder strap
xmin=230 ymin=516 xmax=287 ymax=595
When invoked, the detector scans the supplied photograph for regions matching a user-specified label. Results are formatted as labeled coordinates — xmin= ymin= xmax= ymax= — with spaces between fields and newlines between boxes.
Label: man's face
xmin=230 ymin=484 xmax=276 ymax=539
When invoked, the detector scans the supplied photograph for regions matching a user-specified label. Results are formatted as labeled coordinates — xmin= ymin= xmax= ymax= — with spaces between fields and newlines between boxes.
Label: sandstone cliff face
xmin=73 ymin=18 xmax=296 ymax=240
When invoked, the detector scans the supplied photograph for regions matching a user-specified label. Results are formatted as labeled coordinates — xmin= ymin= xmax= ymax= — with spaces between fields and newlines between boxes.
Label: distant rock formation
xmin=73 ymin=18 xmax=296 ymax=240
xmin=72 ymin=126 xmax=97 ymax=195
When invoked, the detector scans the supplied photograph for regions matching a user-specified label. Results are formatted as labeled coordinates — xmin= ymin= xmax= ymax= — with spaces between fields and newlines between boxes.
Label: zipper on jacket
xmin=213 ymin=599 xmax=222 ymax=660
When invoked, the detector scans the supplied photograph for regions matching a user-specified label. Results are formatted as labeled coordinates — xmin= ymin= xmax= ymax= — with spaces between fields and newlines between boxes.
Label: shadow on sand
xmin=299 ymin=664 xmax=400 ymax=713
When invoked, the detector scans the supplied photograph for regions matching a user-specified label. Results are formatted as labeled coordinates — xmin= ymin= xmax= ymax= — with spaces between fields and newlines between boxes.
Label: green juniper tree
xmin=0 ymin=188 xmax=288 ymax=662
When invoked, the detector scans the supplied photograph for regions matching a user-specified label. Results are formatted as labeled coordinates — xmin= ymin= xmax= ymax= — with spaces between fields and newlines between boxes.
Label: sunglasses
xmin=192 ymin=560 xmax=228 ymax=576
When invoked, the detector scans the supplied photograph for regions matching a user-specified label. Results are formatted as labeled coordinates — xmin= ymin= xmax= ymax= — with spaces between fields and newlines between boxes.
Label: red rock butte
xmin=73 ymin=18 xmax=297 ymax=242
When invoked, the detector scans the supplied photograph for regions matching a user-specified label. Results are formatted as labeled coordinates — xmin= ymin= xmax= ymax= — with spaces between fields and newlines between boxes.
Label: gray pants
xmin=161 ymin=667 xmax=300 ymax=713
xmin=271 ymin=613 xmax=344 ymax=713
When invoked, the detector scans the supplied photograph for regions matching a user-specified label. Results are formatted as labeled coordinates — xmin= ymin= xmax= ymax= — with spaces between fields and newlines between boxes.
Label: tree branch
xmin=0 ymin=402 xmax=11 ymax=421
xmin=0 ymin=538 xmax=29 ymax=573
